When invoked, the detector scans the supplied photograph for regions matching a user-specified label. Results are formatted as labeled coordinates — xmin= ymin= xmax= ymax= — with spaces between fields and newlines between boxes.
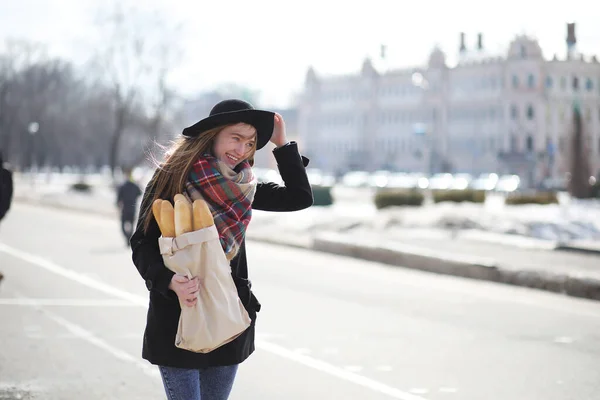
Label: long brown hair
xmin=142 ymin=124 xmax=257 ymax=232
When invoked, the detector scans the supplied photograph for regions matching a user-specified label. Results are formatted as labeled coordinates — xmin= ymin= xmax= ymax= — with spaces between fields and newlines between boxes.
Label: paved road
xmin=1 ymin=203 xmax=599 ymax=400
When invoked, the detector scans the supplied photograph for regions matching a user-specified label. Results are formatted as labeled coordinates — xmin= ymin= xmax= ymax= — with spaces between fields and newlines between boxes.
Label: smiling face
xmin=212 ymin=123 xmax=257 ymax=168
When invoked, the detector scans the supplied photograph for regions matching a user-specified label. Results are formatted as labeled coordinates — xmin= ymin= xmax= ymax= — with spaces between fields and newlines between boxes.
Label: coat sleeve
xmin=130 ymin=177 xmax=176 ymax=300
xmin=252 ymin=142 xmax=314 ymax=212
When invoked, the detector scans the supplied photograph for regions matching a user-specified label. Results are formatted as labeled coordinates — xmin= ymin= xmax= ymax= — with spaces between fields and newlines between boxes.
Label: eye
xmin=246 ymin=142 xmax=254 ymax=148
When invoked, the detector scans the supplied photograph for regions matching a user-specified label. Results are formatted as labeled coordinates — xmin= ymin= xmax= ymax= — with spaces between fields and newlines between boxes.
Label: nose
xmin=234 ymin=142 xmax=246 ymax=156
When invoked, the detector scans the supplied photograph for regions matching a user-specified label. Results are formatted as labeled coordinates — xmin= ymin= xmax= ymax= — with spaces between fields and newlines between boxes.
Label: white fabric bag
xmin=158 ymin=225 xmax=251 ymax=353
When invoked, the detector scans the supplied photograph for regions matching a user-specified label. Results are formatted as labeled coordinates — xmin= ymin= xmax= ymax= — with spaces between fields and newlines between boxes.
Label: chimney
xmin=459 ymin=32 xmax=466 ymax=53
xmin=566 ymin=22 xmax=577 ymax=58
xmin=477 ymin=33 xmax=483 ymax=50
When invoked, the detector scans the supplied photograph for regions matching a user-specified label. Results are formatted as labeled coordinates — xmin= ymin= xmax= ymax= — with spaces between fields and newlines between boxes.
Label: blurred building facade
xmin=297 ymin=23 xmax=600 ymax=186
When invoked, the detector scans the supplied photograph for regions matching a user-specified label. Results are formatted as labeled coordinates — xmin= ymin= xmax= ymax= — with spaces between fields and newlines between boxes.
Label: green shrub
xmin=505 ymin=192 xmax=558 ymax=205
xmin=374 ymin=189 xmax=424 ymax=209
xmin=312 ymin=185 xmax=333 ymax=206
xmin=70 ymin=181 xmax=92 ymax=193
xmin=432 ymin=189 xmax=486 ymax=203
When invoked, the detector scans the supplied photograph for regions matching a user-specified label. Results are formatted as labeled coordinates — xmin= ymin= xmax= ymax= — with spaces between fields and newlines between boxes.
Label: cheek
xmin=213 ymin=139 xmax=229 ymax=154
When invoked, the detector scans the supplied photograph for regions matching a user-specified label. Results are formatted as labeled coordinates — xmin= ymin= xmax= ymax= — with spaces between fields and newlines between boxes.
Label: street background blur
xmin=1 ymin=1 xmax=600 ymax=399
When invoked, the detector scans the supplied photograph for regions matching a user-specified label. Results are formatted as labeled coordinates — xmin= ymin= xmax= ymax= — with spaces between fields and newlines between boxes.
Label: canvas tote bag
xmin=158 ymin=225 xmax=251 ymax=353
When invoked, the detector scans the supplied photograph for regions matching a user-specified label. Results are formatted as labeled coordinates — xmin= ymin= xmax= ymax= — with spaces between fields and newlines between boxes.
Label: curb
xmin=555 ymin=244 xmax=600 ymax=256
xmin=311 ymin=233 xmax=600 ymax=302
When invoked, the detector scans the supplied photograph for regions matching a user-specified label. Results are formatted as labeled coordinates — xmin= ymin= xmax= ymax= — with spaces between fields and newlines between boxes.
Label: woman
xmin=130 ymin=99 xmax=313 ymax=399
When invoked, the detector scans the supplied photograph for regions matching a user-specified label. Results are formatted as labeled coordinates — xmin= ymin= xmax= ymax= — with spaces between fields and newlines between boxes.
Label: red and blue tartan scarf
xmin=185 ymin=154 xmax=257 ymax=260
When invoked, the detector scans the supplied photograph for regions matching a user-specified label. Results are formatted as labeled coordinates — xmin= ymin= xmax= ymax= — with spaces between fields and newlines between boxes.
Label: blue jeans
xmin=158 ymin=364 xmax=238 ymax=400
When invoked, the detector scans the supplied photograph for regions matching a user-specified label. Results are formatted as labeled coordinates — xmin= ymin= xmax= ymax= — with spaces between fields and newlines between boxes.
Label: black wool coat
xmin=130 ymin=142 xmax=313 ymax=369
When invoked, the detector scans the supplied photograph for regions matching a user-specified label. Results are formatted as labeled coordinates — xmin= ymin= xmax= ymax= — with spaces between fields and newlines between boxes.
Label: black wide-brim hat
xmin=182 ymin=99 xmax=275 ymax=150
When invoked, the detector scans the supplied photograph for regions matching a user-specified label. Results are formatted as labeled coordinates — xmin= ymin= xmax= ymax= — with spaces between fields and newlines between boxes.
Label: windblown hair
xmin=142 ymin=124 xmax=257 ymax=232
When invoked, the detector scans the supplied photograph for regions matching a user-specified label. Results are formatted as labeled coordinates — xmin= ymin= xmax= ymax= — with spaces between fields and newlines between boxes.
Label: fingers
xmin=184 ymin=297 xmax=198 ymax=307
xmin=184 ymin=277 xmax=199 ymax=294
xmin=172 ymin=276 xmax=200 ymax=306
xmin=172 ymin=274 xmax=189 ymax=283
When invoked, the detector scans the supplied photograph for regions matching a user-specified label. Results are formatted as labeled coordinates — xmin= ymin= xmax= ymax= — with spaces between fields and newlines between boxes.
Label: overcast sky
xmin=1 ymin=0 xmax=599 ymax=107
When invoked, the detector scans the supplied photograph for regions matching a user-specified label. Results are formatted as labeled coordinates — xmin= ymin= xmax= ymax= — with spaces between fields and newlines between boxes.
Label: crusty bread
xmin=152 ymin=199 xmax=164 ymax=232
xmin=174 ymin=193 xmax=189 ymax=205
xmin=193 ymin=199 xmax=214 ymax=230
xmin=175 ymin=199 xmax=193 ymax=236
xmin=159 ymin=201 xmax=176 ymax=237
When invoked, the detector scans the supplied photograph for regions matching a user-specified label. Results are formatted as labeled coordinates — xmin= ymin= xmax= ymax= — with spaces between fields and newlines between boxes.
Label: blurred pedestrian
xmin=0 ymin=151 xmax=13 ymax=283
xmin=116 ymin=168 xmax=142 ymax=247
xmin=0 ymin=151 xmax=13 ymax=223
xmin=130 ymin=99 xmax=313 ymax=399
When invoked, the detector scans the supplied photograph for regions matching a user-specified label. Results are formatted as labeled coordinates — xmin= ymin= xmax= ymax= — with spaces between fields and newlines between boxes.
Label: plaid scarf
xmin=185 ymin=154 xmax=257 ymax=260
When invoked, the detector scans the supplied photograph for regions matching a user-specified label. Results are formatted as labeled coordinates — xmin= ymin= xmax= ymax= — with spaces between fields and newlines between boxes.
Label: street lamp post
xmin=411 ymin=72 xmax=434 ymax=175
xmin=28 ymin=121 xmax=39 ymax=188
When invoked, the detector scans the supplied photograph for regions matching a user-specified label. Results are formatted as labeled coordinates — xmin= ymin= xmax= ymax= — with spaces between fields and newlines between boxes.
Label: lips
xmin=226 ymin=153 xmax=239 ymax=164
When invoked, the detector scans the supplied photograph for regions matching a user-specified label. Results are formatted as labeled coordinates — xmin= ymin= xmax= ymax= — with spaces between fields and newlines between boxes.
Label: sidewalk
xmin=11 ymin=177 xmax=600 ymax=302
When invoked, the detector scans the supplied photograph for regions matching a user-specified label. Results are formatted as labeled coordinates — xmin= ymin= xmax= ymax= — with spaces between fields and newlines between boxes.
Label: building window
xmin=527 ymin=105 xmax=535 ymax=120
xmin=510 ymin=135 xmax=518 ymax=152
xmin=520 ymin=45 xmax=527 ymax=58
xmin=545 ymin=76 xmax=553 ymax=88
xmin=512 ymin=75 xmax=519 ymax=88
xmin=526 ymin=136 xmax=534 ymax=152
xmin=511 ymin=105 xmax=518 ymax=119
xmin=573 ymin=76 xmax=579 ymax=90
xmin=528 ymin=74 xmax=535 ymax=88
xmin=586 ymin=78 xmax=593 ymax=91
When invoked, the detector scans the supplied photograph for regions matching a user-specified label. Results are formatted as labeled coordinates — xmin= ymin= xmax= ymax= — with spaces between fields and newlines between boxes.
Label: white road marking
xmin=438 ymin=387 xmax=458 ymax=393
xmin=0 ymin=243 xmax=147 ymax=307
xmin=39 ymin=305 xmax=159 ymax=378
xmin=1 ymin=242 xmax=428 ymax=400
xmin=293 ymin=347 xmax=311 ymax=355
xmin=257 ymin=340 xmax=427 ymax=400
xmin=554 ymin=336 xmax=574 ymax=344
xmin=344 ymin=365 xmax=363 ymax=372
xmin=0 ymin=298 xmax=138 ymax=307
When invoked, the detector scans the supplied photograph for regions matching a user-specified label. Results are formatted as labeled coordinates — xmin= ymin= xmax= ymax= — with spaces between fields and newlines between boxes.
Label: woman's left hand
xmin=270 ymin=113 xmax=288 ymax=148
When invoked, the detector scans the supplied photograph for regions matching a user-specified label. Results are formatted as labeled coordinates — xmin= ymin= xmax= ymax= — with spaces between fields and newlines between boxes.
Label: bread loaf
xmin=174 ymin=193 xmax=189 ymax=205
xmin=152 ymin=199 xmax=163 ymax=232
xmin=175 ymin=199 xmax=193 ymax=236
xmin=159 ymin=201 xmax=176 ymax=237
xmin=193 ymin=199 xmax=214 ymax=230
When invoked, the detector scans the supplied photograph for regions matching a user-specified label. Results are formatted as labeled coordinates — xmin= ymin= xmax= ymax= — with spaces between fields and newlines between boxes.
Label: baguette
xmin=174 ymin=193 xmax=189 ymax=205
xmin=152 ymin=199 xmax=163 ymax=232
xmin=159 ymin=201 xmax=176 ymax=237
xmin=192 ymin=199 xmax=214 ymax=230
xmin=174 ymin=199 xmax=193 ymax=236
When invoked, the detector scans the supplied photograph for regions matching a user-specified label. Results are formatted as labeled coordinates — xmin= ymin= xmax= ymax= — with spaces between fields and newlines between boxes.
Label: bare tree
xmin=0 ymin=39 xmax=50 ymax=167
xmin=568 ymin=103 xmax=591 ymax=198
xmin=88 ymin=2 xmax=182 ymax=178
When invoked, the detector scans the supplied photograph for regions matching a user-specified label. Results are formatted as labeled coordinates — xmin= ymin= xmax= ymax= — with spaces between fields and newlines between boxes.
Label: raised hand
xmin=270 ymin=113 xmax=288 ymax=148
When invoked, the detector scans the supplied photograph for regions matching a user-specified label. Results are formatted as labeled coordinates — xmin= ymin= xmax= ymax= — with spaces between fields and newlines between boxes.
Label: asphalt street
xmin=1 ymin=203 xmax=599 ymax=400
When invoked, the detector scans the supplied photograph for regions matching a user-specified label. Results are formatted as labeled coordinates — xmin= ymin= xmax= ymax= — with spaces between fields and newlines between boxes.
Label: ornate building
xmin=297 ymin=23 xmax=600 ymax=187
